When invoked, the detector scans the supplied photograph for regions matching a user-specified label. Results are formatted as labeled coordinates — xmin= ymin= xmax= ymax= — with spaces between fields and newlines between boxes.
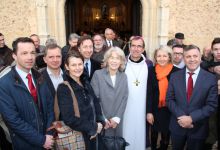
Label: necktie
xmin=187 ymin=72 xmax=194 ymax=102
xmin=108 ymin=40 xmax=112 ymax=47
xmin=26 ymin=73 xmax=38 ymax=104
xmin=85 ymin=62 xmax=89 ymax=76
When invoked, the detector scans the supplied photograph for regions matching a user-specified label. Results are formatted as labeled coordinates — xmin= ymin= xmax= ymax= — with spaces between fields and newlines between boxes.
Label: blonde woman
xmin=91 ymin=47 xmax=128 ymax=138
xmin=147 ymin=45 xmax=179 ymax=150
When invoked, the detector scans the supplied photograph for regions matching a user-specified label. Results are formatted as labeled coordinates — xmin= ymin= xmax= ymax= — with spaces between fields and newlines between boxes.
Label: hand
xmin=147 ymin=113 xmax=154 ymax=125
xmin=43 ymin=135 xmax=54 ymax=149
xmin=218 ymin=80 xmax=220 ymax=94
xmin=90 ymin=133 xmax=97 ymax=140
xmin=104 ymin=120 xmax=111 ymax=129
xmin=213 ymin=66 xmax=220 ymax=75
xmin=97 ymin=122 xmax=103 ymax=133
xmin=109 ymin=119 xmax=118 ymax=128
xmin=178 ymin=116 xmax=193 ymax=128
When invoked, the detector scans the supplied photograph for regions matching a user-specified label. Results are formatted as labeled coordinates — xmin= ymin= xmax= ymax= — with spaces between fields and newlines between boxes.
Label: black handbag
xmin=99 ymin=131 xmax=129 ymax=150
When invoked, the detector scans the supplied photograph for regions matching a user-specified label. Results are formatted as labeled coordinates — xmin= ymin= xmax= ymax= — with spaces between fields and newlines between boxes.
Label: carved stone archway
xmin=35 ymin=0 xmax=170 ymax=55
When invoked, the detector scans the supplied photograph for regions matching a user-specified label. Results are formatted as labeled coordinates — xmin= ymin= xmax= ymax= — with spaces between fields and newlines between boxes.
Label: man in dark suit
xmin=78 ymin=36 xmax=101 ymax=81
xmin=166 ymin=45 xmax=218 ymax=150
xmin=104 ymin=28 xmax=120 ymax=48
xmin=42 ymin=44 xmax=63 ymax=98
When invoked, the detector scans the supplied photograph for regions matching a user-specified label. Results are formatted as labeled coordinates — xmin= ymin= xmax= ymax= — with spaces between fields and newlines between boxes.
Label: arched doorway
xmin=65 ymin=0 xmax=142 ymax=41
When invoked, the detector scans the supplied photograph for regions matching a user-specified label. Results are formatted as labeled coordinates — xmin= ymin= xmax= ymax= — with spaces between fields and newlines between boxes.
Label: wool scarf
xmin=155 ymin=63 xmax=173 ymax=108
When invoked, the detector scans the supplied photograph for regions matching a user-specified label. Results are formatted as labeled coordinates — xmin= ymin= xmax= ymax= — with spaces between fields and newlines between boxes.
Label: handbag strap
xmin=54 ymin=81 xmax=80 ymax=121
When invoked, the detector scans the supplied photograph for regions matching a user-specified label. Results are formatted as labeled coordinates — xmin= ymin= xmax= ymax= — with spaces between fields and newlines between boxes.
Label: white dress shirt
xmin=47 ymin=67 xmax=63 ymax=90
xmin=185 ymin=66 xmax=200 ymax=88
xmin=106 ymin=40 xmax=112 ymax=47
xmin=15 ymin=66 xmax=35 ymax=92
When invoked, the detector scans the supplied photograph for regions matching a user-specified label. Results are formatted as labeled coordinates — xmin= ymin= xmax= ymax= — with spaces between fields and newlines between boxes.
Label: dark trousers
xmin=0 ymin=126 xmax=12 ymax=150
xmin=151 ymin=128 xmax=170 ymax=150
xmin=171 ymin=134 xmax=205 ymax=150
xmin=146 ymin=122 xmax=150 ymax=148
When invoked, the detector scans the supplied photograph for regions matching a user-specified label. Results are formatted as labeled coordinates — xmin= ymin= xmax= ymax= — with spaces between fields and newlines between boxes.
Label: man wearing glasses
xmin=172 ymin=45 xmax=185 ymax=69
xmin=123 ymin=36 xmax=152 ymax=150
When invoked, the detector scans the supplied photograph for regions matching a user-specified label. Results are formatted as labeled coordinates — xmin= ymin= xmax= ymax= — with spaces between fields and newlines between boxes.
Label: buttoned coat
xmin=91 ymin=68 xmax=128 ymax=136
xmin=0 ymin=67 xmax=54 ymax=150
xmin=166 ymin=68 xmax=218 ymax=139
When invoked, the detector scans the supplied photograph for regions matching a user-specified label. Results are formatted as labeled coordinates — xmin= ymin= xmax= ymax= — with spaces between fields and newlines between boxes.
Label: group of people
xmin=0 ymin=29 xmax=219 ymax=150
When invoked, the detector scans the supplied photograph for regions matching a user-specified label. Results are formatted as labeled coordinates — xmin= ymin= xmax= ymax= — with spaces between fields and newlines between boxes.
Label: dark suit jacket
xmin=105 ymin=39 xmax=121 ymax=48
xmin=84 ymin=59 xmax=101 ymax=81
xmin=112 ymin=40 xmax=121 ymax=48
xmin=166 ymin=68 xmax=218 ymax=139
xmin=41 ymin=69 xmax=56 ymax=98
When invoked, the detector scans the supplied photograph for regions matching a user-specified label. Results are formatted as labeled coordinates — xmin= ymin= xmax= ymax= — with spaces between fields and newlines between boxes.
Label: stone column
xmin=141 ymin=0 xmax=158 ymax=57
xmin=158 ymin=0 xmax=170 ymax=45
xmin=57 ymin=0 xmax=66 ymax=47
xmin=36 ymin=0 xmax=49 ymax=45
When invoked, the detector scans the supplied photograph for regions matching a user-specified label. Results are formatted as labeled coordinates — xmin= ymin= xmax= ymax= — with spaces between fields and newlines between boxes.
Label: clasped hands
xmin=104 ymin=118 xmax=118 ymax=129
xmin=177 ymin=115 xmax=194 ymax=128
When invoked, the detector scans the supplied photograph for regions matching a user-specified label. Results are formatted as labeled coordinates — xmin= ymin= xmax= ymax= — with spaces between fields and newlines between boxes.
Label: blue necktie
xmin=85 ymin=62 xmax=89 ymax=76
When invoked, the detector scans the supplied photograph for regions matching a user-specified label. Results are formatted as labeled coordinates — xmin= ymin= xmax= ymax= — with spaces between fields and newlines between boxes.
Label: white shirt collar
xmin=84 ymin=59 xmax=91 ymax=65
xmin=15 ymin=65 xmax=35 ymax=89
xmin=46 ymin=67 xmax=63 ymax=77
xmin=15 ymin=65 xmax=32 ymax=79
xmin=186 ymin=66 xmax=200 ymax=75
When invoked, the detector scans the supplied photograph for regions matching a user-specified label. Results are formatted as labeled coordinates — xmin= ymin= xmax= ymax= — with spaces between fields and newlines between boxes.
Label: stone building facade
xmin=0 ymin=0 xmax=220 ymax=57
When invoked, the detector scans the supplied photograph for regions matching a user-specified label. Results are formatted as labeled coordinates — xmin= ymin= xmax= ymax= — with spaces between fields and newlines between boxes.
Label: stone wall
xmin=1 ymin=0 xmax=220 ymax=50
xmin=168 ymin=0 xmax=220 ymax=49
xmin=0 ymin=0 xmax=37 ymax=47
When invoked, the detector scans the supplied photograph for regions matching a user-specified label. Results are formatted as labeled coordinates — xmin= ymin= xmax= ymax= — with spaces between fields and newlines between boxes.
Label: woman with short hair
xmin=147 ymin=45 xmax=179 ymax=150
xmin=57 ymin=51 xmax=104 ymax=150
xmin=91 ymin=47 xmax=128 ymax=138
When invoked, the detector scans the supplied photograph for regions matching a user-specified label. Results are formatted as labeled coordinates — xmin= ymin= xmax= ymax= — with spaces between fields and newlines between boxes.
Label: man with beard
xmin=92 ymin=34 xmax=108 ymax=65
